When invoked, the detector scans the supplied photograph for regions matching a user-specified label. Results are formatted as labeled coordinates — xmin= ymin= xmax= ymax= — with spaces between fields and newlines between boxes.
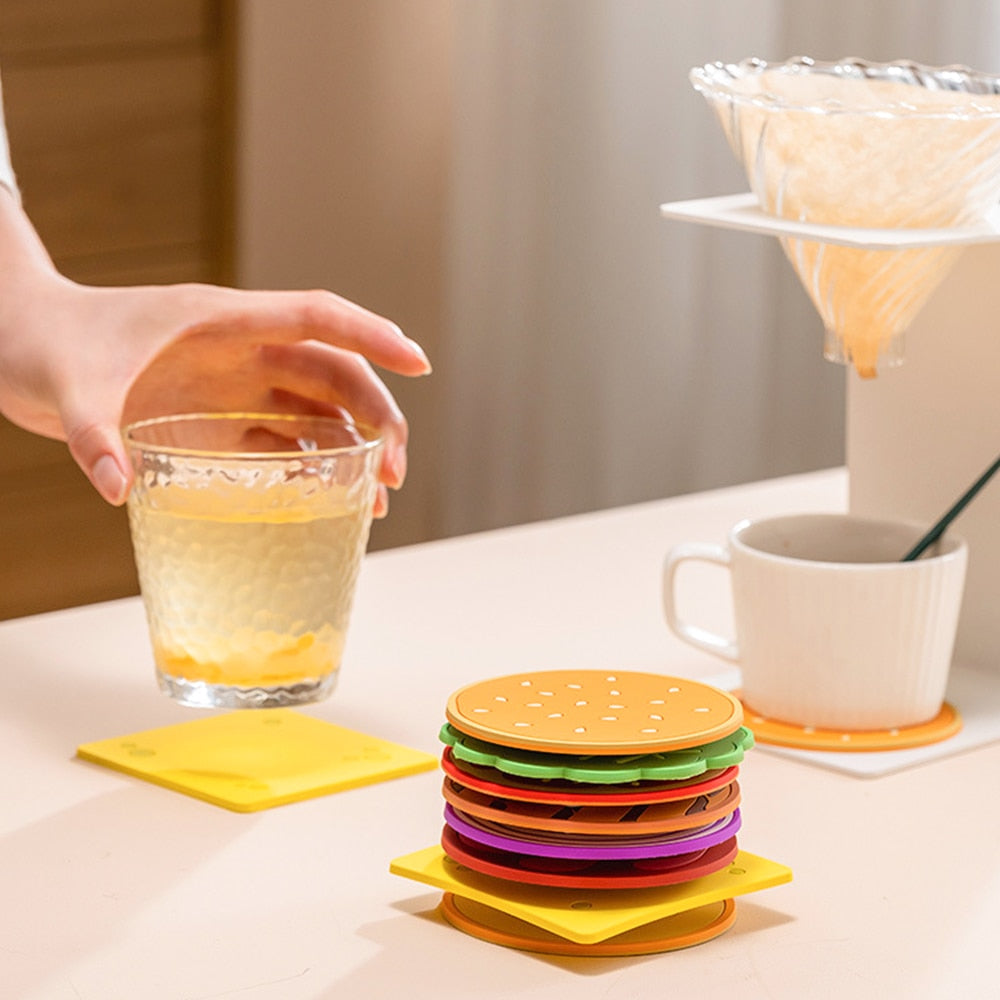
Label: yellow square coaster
xmin=77 ymin=709 xmax=437 ymax=811
xmin=390 ymin=846 xmax=791 ymax=945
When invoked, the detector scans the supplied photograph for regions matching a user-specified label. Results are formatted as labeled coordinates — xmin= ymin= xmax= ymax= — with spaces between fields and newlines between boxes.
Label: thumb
xmin=65 ymin=418 xmax=133 ymax=506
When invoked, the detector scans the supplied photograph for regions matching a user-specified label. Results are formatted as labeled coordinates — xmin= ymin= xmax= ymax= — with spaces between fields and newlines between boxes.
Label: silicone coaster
xmin=77 ymin=709 xmax=437 ymax=811
xmin=440 ymin=893 xmax=737 ymax=956
xmin=444 ymin=804 xmax=742 ymax=859
xmin=741 ymin=700 xmax=962 ymax=752
xmin=441 ymin=825 xmax=740 ymax=889
xmin=446 ymin=671 xmax=743 ymax=754
xmin=442 ymin=776 xmax=741 ymax=835
xmin=389 ymin=845 xmax=792 ymax=944
xmin=441 ymin=748 xmax=739 ymax=805
xmin=440 ymin=725 xmax=754 ymax=783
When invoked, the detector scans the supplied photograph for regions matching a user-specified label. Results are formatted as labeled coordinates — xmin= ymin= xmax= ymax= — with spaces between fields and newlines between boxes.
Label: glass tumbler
xmin=124 ymin=412 xmax=383 ymax=709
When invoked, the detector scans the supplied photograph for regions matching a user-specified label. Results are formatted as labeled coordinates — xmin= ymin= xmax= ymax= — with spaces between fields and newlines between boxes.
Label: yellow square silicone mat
xmin=390 ymin=845 xmax=792 ymax=944
xmin=77 ymin=709 xmax=437 ymax=811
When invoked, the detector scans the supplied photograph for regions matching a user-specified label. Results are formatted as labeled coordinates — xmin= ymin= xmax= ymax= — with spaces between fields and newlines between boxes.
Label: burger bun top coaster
xmin=445 ymin=670 xmax=742 ymax=755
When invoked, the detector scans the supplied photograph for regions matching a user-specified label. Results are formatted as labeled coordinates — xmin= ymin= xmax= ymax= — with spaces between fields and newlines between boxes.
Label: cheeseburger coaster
xmin=390 ymin=670 xmax=792 ymax=955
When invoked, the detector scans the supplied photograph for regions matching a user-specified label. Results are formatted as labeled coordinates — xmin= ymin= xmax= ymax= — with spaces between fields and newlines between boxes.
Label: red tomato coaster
xmin=441 ymin=747 xmax=738 ymax=805
xmin=441 ymin=825 xmax=739 ymax=890
xmin=439 ymin=892 xmax=737 ymax=956
xmin=441 ymin=776 xmax=740 ymax=835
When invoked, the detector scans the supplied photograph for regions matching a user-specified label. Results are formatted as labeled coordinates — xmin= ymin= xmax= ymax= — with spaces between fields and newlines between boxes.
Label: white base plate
xmin=707 ymin=663 xmax=1000 ymax=778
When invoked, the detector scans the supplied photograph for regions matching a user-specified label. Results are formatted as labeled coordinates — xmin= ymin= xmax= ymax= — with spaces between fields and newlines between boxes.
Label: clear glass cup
xmin=124 ymin=412 xmax=384 ymax=709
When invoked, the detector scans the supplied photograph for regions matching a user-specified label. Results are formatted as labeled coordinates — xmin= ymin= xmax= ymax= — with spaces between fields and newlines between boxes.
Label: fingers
xmin=260 ymin=340 xmax=410 ymax=489
xmin=63 ymin=416 xmax=132 ymax=506
xmin=196 ymin=287 xmax=432 ymax=377
xmin=61 ymin=283 xmax=430 ymax=509
xmin=91 ymin=452 xmax=130 ymax=506
xmin=373 ymin=483 xmax=390 ymax=519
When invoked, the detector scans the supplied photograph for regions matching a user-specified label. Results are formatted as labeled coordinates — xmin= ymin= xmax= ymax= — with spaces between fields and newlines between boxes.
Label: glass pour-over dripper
xmin=691 ymin=57 xmax=1000 ymax=377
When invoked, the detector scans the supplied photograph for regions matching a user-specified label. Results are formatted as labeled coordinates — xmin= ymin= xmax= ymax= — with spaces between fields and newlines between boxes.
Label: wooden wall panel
xmin=0 ymin=427 xmax=139 ymax=620
xmin=2 ymin=22 xmax=226 ymax=282
xmin=0 ymin=0 xmax=208 ymax=56
xmin=0 ymin=1 xmax=234 ymax=619
xmin=16 ymin=112 xmax=211 ymax=260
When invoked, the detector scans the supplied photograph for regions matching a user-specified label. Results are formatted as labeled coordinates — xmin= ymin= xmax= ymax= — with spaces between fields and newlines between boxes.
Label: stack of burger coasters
xmin=390 ymin=670 xmax=792 ymax=956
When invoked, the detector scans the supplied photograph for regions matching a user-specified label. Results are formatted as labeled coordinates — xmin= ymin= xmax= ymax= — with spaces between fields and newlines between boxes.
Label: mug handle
xmin=662 ymin=542 xmax=739 ymax=662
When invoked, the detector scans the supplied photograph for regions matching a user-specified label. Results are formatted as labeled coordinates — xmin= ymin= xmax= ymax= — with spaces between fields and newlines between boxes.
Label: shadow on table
xmin=313 ymin=895 xmax=796 ymax=999
xmin=0 ymin=599 xmax=202 ymax=755
xmin=1 ymin=783 xmax=250 ymax=998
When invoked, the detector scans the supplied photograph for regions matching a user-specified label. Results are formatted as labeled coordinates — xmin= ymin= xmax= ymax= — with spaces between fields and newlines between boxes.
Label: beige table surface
xmin=3 ymin=467 xmax=999 ymax=1000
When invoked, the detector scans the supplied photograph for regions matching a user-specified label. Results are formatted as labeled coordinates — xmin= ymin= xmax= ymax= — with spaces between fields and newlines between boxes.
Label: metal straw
xmin=901 ymin=451 xmax=1000 ymax=561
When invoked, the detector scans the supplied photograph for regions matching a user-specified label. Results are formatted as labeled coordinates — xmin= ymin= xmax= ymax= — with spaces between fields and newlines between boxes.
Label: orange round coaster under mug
xmin=741 ymin=699 xmax=962 ymax=751
xmin=446 ymin=670 xmax=743 ymax=755
xmin=439 ymin=892 xmax=737 ymax=956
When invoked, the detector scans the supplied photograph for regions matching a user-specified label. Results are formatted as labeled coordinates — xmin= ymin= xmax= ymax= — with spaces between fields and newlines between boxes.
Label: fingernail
xmin=93 ymin=453 xmax=128 ymax=505
xmin=410 ymin=341 xmax=432 ymax=373
xmin=387 ymin=445 xmax=407 ymax=487
xmin=395 ymin=329 xmax=431 ymax=369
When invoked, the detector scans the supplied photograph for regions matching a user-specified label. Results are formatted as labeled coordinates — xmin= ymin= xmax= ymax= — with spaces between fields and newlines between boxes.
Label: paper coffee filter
xmin=691 ymin=57 xmax=1000 ymax=376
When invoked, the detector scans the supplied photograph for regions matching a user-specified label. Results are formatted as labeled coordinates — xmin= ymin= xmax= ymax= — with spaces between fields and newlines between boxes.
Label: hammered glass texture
xmin=691 ymin=57 xmax=1000 ymax=376
xmin=125 ymin=414 xmax=383 ymax=709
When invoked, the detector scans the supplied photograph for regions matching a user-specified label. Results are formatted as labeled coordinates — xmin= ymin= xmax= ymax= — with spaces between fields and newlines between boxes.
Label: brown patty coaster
xmin=445 ymin=670 xmax=743 ymax=755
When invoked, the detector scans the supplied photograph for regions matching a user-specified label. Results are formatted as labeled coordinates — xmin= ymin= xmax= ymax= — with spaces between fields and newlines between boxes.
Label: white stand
xmin=848 ymin=242 xmax=1000 ymax=671
xmin=661 ymin=195 xmax=1000 ymax=675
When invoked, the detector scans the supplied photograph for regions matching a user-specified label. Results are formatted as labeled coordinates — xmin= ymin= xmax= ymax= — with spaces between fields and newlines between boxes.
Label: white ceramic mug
xmin=662 ymin=513 xmax=968 ymax=730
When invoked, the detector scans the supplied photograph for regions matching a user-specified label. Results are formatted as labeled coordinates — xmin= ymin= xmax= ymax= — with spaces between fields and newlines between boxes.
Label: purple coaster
xmin=443 ymin=803 xmax=741 ymax=860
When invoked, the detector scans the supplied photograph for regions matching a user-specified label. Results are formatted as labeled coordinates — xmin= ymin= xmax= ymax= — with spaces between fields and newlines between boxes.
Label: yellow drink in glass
xmin=125 ymin=413 xmax=382 ymax=708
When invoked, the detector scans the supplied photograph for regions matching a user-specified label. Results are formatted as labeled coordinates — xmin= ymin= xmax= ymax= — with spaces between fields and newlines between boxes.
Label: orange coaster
xmin=742 ymin=700 xmax=962 ymax=752
xmin=439 ymin=893 xmax=736 ymax=956
xmin=446 ymin=671 xmax=743 ymax=754
xmin=441 ymin=776 xmax=741 ymax=835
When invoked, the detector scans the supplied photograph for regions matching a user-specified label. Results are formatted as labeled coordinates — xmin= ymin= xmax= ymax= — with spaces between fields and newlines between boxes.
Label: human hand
xmin=0 ymin=273 xmax=430 ymax=514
